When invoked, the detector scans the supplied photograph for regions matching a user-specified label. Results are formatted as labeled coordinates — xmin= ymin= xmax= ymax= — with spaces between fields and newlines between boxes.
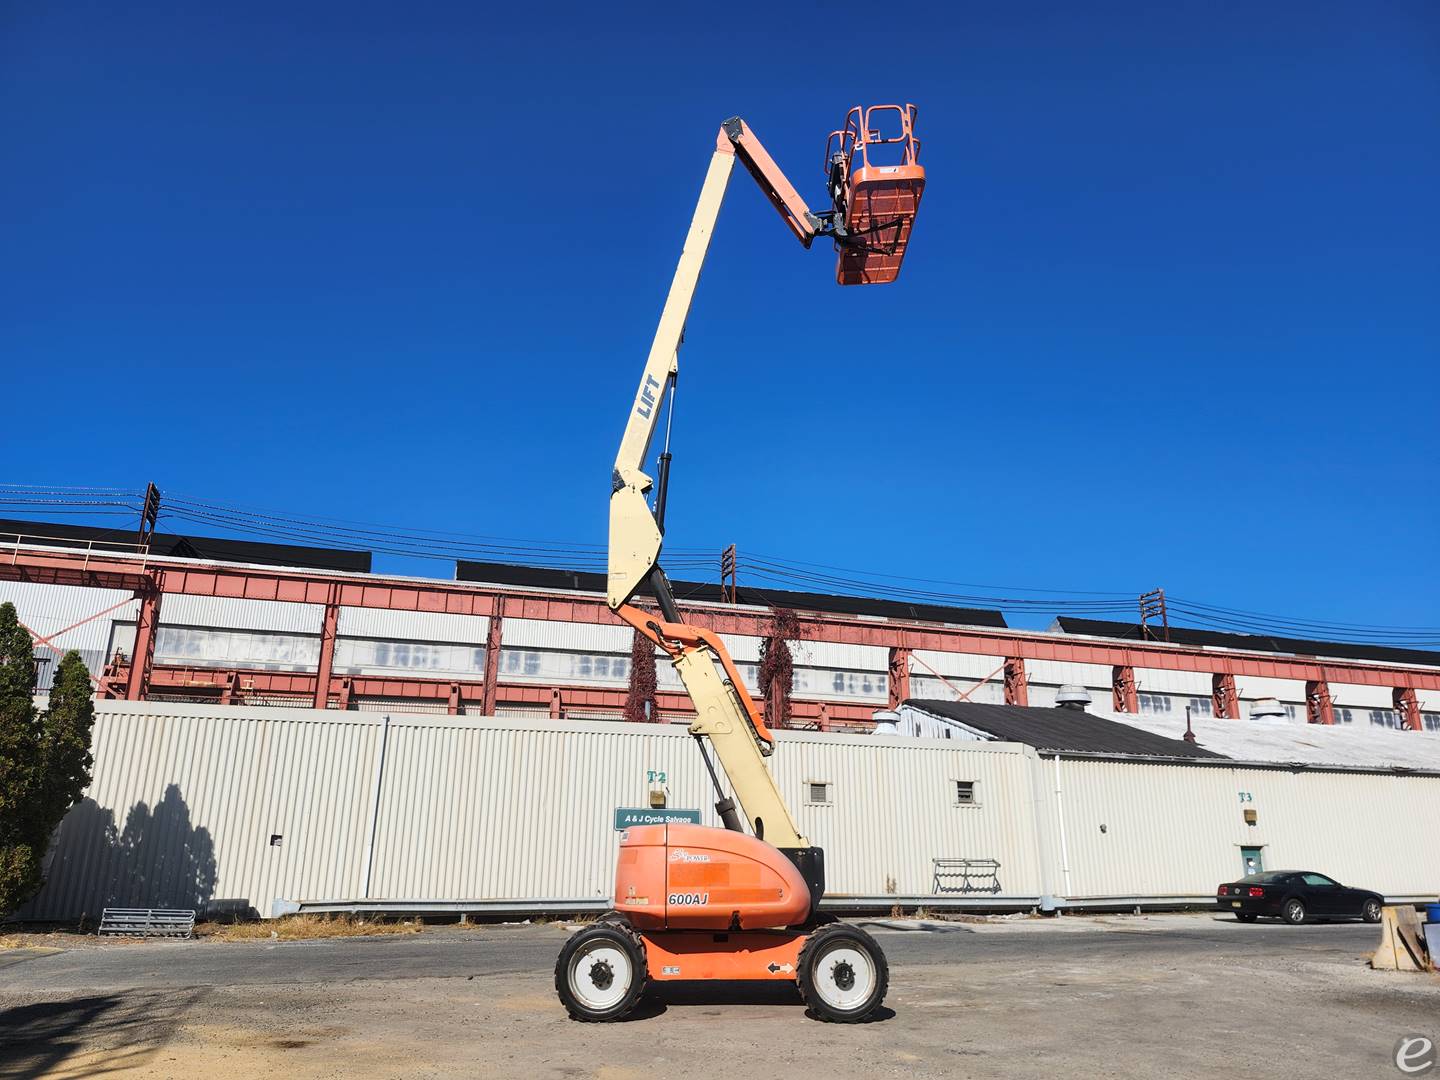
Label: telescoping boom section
xmin=560 ymin=106 xmax=923 ymax=1025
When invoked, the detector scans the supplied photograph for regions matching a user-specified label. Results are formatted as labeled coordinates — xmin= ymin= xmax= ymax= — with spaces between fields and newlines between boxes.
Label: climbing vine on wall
xmin=757 ymin=608 xmax=801 ymax=729
xmin=623 ymin=629 xmax=659 ymax=723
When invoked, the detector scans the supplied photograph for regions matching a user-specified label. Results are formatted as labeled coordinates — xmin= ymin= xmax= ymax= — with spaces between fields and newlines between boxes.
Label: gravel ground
xmin=1 ymin=913 xmax=1435 ymax=1079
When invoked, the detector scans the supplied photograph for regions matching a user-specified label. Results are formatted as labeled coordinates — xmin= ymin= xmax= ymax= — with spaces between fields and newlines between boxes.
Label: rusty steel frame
xmin=3 ymin=546 xmax=1438 ymax=724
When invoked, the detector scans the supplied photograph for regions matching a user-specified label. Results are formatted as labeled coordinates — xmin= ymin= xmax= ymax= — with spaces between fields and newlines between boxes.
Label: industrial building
xmin=3 ymin=519 xmax=1438 ymax=742
xmin=5 ymin=519 xmax=1439 ymax=922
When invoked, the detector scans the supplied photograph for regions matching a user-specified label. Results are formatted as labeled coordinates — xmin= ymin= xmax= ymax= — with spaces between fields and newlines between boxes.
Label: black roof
xmin=905 ymin=698 xmax=1226 ymax=759
xmin=456 ymin=561 xmax=1007 ymax=627
xmin=0 ymin=518 xmax=371 ymax=574
xmin=1055 ymin=617 xmax=1440 ymax=671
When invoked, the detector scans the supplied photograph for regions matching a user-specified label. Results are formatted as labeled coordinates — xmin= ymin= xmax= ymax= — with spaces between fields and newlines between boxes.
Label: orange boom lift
xmin=554 ymin=106 xmax=924 ymax=1023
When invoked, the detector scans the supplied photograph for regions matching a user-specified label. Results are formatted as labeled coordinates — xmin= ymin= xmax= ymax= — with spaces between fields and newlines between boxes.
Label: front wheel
xmin=1361 ymin=898 xmax=1382 ymax=923
xmin=797 ymin=922 xmax=889 ymax=1023
xmin=1282 ymin=898 xmax=1307 ymax=925
xmin=554 ymin=923 xmax=648 ymax=1022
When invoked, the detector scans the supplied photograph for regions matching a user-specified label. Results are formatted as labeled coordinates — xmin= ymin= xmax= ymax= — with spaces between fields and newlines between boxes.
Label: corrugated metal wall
xmin=0 ymin=580 xmax=139 ymax=689
xmin=1045 ymin=758 xmax=1440 ymax=898
xmin=20 ymin=700 xmax=1440 ymax=920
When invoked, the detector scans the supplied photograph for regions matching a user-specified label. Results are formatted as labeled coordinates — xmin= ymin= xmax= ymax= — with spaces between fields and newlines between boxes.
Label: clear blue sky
xmin=3 ymin=1 xmax=1436 ymax=633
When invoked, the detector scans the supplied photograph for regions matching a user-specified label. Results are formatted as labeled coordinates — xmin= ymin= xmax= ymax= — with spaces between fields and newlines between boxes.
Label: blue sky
xmin=2 ymin=1 xmax=1436 ymax=633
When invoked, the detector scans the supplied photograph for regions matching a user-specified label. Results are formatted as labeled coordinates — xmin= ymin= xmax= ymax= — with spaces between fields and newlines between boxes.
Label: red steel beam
xmin=481 ymin=595 xmax=505 ymax=716
xmin=1306 ymin=679 xmax=1334 ymax=725
xmin=313 ymin=587 xmax=340 ymax=710
xmin=6 ymin=546 xmax=1440 ymax=694
xmin=126 ymin=664 xmax=882 ymax=725
xmin=1395 ymin=687 xmax=1421 ymax=732
xmin=887 ymin=647 xmax=910 ymax=709
xmin=1112 ymin=665 xmax=1137 ymax=714
xmin=1213 ymin=672 xmax=1240 ymax=720
xmin=1004 ymin=657 xmax=1028 ymax=707
xmin=125 ymin=581 xmax=161 ymax=701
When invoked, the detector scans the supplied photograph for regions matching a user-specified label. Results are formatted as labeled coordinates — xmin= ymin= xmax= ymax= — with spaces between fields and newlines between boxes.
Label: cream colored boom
xmin=608 ymin=123 xmax=820 ymax=851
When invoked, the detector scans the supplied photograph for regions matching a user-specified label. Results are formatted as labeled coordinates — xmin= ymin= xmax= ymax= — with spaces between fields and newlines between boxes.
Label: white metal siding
xmin=794 ymin=641 xmax=888 ymax=671
xmin=1329 ymin=683 xmax=1401 ymax=709
xmin=1134 ymin=667 xmax=1213 ymax=696
xmin=0 ymin=580 xmax=139 ymax=684
xmin=502 ymin=617 xmax=631 ymax=652
xmin=21 ymin=701 xmax=1440 ymax=920
xmin=336 ymin=607 xmax=489 ymax=644
xmin=161 ymin=594 xmax=323 ymax=634
xmin=1026 ymin=660 xmax=1113 ymax=689
xmin=911 ymin=649 xmax=1007 ymax=680
xmin=1050 ymin=758 xmax=1440 ymax=899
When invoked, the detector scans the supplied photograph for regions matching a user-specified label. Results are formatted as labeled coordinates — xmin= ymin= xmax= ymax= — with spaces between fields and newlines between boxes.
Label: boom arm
xmin=608 ymin=119 xmax=822 ymax=850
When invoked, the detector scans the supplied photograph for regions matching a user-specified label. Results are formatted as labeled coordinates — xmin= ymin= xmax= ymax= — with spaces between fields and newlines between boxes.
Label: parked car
xmin=1216 ymin=871 xmax=1383 ymax=924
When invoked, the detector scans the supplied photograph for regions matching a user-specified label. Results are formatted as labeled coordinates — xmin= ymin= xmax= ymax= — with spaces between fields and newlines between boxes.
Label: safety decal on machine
xmin=661 ymin=966 xmax=681 ymax=976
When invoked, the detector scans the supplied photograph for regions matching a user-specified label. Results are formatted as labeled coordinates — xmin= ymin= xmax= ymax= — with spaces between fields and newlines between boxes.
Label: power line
xmin=1 ymin=482 xmax=1436 ymax=649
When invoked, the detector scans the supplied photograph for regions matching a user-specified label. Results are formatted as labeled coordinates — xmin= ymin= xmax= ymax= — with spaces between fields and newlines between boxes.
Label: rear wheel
xmin=1282 ymin=898 xmax=1307 ymax=925
xmin=1361 ymin=898 xmax=1382 ymax=923
xmin=797 ymin=923 xmax=889 ymax=1023
xmin=554 ymin=924 xmax=648 ymax=1022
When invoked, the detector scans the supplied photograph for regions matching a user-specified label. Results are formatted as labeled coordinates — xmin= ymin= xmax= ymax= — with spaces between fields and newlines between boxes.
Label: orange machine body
xmin=614 ymin=823 xmax=812 ymax=932
xmin=642 ymin=928 xmax=807 ymax=982
xmin=828 ymin=104 xmax=925 ymax=285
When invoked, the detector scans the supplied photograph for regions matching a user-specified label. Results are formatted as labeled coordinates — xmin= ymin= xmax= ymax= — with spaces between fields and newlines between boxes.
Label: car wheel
xmin=1361 ymin=898 xmax=1382 ymax=923
xmin=1235 ymin=913 xmax=1256 ymax=923
xmin=1282 ymin=898 xmax=1307 ymax=925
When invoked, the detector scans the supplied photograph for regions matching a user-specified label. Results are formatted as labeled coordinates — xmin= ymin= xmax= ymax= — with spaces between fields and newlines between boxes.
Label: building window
xmin=1423 ymin=713 xmax=1440 ymax=732
xmin=953 ymin=780 xmax=977 ymax=806
xmin=1188 ymin=697 xmax=1212 ymax=717
xmin=806 ymin=781 xmax=832 ymax=805
xmin=1369 ymin=709 xmax=1403 ymax=729
xmin=1138 ymin=693 xmax=1173 ymax=715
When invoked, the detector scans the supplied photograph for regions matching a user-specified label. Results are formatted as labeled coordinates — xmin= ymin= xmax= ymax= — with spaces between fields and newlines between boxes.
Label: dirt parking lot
xmin=2 ymin=913 xmax=1436 ymax=1079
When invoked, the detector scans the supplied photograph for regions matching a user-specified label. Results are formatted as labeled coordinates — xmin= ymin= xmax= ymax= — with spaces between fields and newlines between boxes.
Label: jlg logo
xmin=667 ymin=893 xmax=709 ymax=906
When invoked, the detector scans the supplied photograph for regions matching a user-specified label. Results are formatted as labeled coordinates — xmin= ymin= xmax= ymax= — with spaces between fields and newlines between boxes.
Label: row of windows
xmin=111 ymin=621 xmax=1440 ymax=728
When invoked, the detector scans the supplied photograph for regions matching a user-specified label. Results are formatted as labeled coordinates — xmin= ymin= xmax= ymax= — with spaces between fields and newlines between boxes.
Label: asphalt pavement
xmin=1 ymin=914 xmax=1434 ymax=1080
xmin=0 ymin=913 xmax=1379 ymax=992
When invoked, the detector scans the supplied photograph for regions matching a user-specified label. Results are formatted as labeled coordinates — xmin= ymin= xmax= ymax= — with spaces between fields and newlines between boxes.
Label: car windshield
xmin=1239 ymin=872 xmax=1291 ymax=884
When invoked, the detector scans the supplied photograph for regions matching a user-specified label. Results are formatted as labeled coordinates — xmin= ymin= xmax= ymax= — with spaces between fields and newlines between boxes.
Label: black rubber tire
xmin=1282 ymin=898 xmax=1307 ymax=925
xmin=1361 ymin=898 xmax=1382 ymax=924
xmin=1235 ymin=913 xmax=1257 ymax=923
xmin=554 ymin=923 xmax=648 ymax=1022
xmin=796 ymin=922 xmax=889 ymax=1023
xmin=593 ymin=910 xmax=629 ymax=928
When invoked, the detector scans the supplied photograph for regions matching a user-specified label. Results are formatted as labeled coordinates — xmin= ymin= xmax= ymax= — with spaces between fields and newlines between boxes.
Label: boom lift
xmin=555 ymin=105 xmax=925 ymax=1023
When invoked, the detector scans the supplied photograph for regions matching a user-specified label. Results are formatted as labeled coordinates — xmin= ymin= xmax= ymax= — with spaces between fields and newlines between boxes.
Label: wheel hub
xmin=589 ymin=959 xmax=614 ymax=990
xmin=832 ymin=961 xmax=855 ymax=991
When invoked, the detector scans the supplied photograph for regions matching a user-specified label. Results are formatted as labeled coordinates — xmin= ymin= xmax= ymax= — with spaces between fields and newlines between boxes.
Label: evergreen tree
xmin=0 ymin=602 xmax=96 ymax=914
